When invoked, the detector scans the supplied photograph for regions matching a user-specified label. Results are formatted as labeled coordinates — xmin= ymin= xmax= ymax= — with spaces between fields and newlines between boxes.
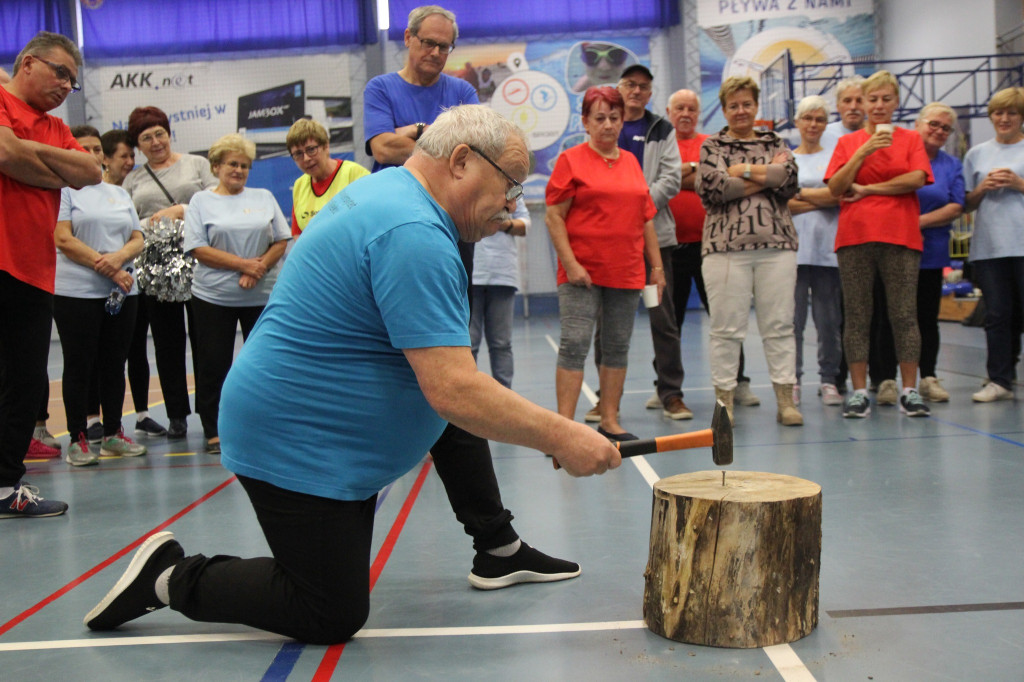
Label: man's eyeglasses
xmin=924 ymin=119 xmax=954 ymax=134
xmin=413 ymin=34 xmax=454 ymax=54
xmin=467 ymin=144 xmax=523 ymax=202
xmin=582 ymin=46 xmax=628 ymax=67
xmin=35 ymin=57 xmax=81 ymax=92
xmin=290 ymin=144 xmax=322 ymax=160
xmin=621 ymin=80 xmax=652 ymax=93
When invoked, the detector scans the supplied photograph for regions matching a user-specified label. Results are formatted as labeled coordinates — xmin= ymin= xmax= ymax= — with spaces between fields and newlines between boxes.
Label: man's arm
xmin=404 ymin=345 xmax=621 ymax=476
xmin=648 ymin=131 xmax=682 ymax=209
xmin=35 ymin=142 xmax=103 ymax=187
xmin=0 ymin=127 xmax=81 ymax=188
xmin=368 ymin=126 xmax=421 ymax=167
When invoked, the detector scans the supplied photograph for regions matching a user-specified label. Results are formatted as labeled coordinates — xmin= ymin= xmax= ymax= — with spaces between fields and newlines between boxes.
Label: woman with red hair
xmin=545 ymin=86 xmax=665 ymax=441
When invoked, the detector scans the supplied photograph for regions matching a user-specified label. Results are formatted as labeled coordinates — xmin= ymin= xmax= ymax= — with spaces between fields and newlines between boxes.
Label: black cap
xmin=620 ymin=64 xmax=653 ymax=81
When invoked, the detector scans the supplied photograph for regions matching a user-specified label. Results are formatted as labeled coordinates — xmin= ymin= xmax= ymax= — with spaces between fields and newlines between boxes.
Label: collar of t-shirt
xmin=619 ymin=118 xmax=647 ymax=169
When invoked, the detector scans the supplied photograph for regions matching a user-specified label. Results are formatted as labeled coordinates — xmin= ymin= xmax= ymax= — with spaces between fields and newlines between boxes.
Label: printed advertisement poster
xmin=697 ymin=0 xmax=875 ymax=132
xmin=443 ymin=36 xmax=651 ymax=200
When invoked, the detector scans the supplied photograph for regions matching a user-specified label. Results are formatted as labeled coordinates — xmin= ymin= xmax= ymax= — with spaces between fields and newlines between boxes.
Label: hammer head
xmin=711 ymin=399 xmax=733 ymax=466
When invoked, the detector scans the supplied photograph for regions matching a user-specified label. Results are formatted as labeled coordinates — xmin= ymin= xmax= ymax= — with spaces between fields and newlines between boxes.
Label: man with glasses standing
xmin=0 ymin=31 xmax=102 ymax=517
xmin=608 ymin=65 xmax=685 ymax=419
xmin=363 ymin=6 xmax=581 ymax=589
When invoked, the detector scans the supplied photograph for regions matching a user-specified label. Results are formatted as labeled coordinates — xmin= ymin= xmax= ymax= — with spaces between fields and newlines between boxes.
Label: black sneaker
xmin=135 ymin=417 xmax=168 ymax=437
xmin=0 ymin=483 xmax=68 ymax=518
xmin=87 ymin=422 xmax=104 ymax=444
xmin=84 ymin=531 xmax=184 ymax=630
xmin=468 ymin=543 xmax=581 ymax=590
xmin=899 ymin=389 xmax=931 ymax=417
xmin=167 ymin=418 xmax=188 ymax=440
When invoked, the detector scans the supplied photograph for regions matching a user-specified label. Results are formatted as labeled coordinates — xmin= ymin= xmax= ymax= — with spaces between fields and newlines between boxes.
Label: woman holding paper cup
xmin=546 ymin=86 xmax=664 ymax=441
xmin=697 ymin=76 xmax=800 ymax=426
xmin=825 ymin=70 xmax=933 ymax=419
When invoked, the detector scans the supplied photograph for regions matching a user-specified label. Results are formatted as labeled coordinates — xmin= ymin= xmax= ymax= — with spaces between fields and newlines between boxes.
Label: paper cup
xmin=875 ymin=123 xmax=893 ymax=134
xmin=642 ymin=284 xmax=659 ymax=308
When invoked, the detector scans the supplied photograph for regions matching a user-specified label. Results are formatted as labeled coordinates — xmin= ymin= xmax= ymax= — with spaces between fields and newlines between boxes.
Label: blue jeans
xmin=794 ymin=265 xmax=843 ymax=384
xmin=973 ymin=257 xmax=1024 ymax=390
xmin=469 ymin=285 xmax=515 ymax=389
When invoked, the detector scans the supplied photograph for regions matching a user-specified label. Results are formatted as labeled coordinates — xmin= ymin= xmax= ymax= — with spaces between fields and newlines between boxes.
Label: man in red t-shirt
xmin=665 ymin=89 xmax=759 ymax=410
xmin=0 ymin=32 xmax=102 ymax=518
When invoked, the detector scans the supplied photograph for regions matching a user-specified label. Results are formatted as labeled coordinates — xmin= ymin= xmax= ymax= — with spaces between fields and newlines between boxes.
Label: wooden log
xmin=643 ymin=470 xmax=821 ymax=648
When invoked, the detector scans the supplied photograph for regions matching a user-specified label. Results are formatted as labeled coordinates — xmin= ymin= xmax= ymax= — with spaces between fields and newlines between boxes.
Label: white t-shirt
xmin=793 ymin=148 xmax=839 ymax=267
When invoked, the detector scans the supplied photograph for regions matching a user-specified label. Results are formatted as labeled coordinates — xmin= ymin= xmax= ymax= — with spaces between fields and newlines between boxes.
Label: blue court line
xmin=257 ymin=480 xmax=396 ymax=682
xmin=929 ymin=416 xmax=1024 ymax=448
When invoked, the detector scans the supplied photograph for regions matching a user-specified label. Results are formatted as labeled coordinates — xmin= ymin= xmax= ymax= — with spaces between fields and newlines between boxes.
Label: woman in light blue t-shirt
xmin=54 ymin=126 xmax=147 ymax=466
xmin=183 ymin=134 xmax=291 ymax=454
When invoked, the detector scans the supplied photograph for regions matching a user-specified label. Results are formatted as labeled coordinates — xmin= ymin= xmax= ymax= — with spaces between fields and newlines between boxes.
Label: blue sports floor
xmin=2 ymin=308 xmax=1023 ymax=680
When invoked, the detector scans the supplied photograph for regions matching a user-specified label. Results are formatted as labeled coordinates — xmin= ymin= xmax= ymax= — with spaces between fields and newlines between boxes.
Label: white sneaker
xmin=645 ymin=393 xmax=662 ymax=409
xmin=919 ymin=376 xmax=949 ymax=402
xmin=972 ymin=382 xmax=1014 ymax=402
xmin=735 ymin=381 xmax=761 ymax=406
xmin=876 ymin=379 xmax=899 ymax=406
xmin=819 ymin=383 xmax=843 ymax=406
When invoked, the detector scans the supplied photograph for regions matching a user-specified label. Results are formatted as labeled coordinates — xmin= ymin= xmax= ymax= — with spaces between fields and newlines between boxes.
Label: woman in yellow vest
xmin=287 ymin=119 xmax=369 ymax=236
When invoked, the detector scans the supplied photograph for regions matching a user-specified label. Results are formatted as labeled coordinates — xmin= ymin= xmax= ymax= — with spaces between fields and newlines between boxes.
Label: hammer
xmin=553 ymin=400 xmax=733 ymax=469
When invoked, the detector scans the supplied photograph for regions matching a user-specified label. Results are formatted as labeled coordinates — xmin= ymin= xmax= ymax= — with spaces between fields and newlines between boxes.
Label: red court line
xmin=0 ymin=475 xmax=237 ymax=638
xmin=311 ymin=459 xmax=434 ymax=682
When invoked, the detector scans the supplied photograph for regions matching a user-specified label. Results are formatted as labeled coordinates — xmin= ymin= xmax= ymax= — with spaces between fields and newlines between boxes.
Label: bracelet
xmin=651 ymin=266 xmax=664 ymax=271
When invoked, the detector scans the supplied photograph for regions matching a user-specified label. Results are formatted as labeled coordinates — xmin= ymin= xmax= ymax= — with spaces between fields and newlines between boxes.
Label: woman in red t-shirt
xmin=825 ymin=70 xmax=933 ymax=419
xmin=545 ymin=86 xmax=664 ymax=441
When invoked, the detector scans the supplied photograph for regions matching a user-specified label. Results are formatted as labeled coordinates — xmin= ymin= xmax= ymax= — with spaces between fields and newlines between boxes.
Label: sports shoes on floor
xmin=66 ymin=433 xmax=99 ymax=467
xmin=734 ymin=381 xmax=761 ymax=406
xmin=645 ymin=393 xmax=662 ymax=409
xmin=662 ymin=396 xmax=693 ymax=420
xmin=167 ymin=418 xmax=188 ymax=440
xmin=819 ymin=383 xmax=843 ymax=406
xmin=972 ymin=381 xmax=1014 ymax=402
xmin=136 ymin=416 xmax=168 ymax=437
xmin=0 ymin=483 xmax=68 ymax=518
xmin=843 ymin=392 xmax=871 ymax=419
xmin=85 ymin=531 xmax=184 ymax=630
xmin=468 ymin=543 xmax=581 ymax=590
xmin=899 ymin=389 xmax=931 ymax=417
xmin=32 ymin=426 xmax=60 ymax=449
xmin=918 ymin=376 xmax=950 ymax=402
xmin=101 ymin=429 xmax=147 ymax=457
xmin=876 ymin=379 xmax=899 ymax=406
xmin=86 ymin=422 xmax=104 ymax=444
xmin=26 ymin=438 xmax=61 ymax=459
xmin=792 ymin=384 xmax=802 ymax=406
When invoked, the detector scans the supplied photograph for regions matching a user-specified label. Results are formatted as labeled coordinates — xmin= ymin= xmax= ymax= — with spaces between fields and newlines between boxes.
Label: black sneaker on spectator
xmin=85 ymin=531 xmax=183 ymax=630
xmin=86 ymin=422 xmax=103 ymax=444
xmin=135 ymin=417 xmax=168 ymax=437
xmin=469 ymin=543 xmax=580 ymax=590
xmin=0 ymin=483 xmax=68 ymax=518
xmin=167 ymin=418 xmax=188 ymax=440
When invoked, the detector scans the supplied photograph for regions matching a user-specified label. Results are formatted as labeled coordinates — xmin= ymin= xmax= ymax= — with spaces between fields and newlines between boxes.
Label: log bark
xmin=643 ymin=470 xmax=821 ymax=648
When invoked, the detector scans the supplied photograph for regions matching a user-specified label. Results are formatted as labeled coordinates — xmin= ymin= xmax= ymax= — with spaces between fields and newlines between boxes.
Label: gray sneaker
xmin=100 ymin=429 xmax=147 ymax=457
xmin=66 ymin=434 xmax=99 ymax=467
xmin=32 ymin=425 xmax=60 ymax=449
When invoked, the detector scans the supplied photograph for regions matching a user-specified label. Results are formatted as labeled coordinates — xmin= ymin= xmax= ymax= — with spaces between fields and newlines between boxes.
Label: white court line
xmin=0 ymin=621 xmax=648 ymax=652
xmin=543 ymin=331 xmax=817 ymax=681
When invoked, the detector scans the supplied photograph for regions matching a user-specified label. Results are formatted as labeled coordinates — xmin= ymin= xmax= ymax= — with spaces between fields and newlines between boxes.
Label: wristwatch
xmin=689 ymin=162 xmax=697 ymax=173
xmin=742 ymin=163 xmax=752 ymax=179
xmin=415 ymin=122 xmax=425 ymax=140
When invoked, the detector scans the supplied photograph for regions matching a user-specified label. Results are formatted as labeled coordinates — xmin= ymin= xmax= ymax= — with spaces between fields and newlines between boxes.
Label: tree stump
xmin=643 ymin=470 xmax=821 ymax=648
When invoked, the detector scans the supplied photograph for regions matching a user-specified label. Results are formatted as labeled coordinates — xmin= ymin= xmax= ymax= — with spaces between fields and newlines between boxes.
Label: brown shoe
xmin=662 ymin=396 xmax=694 ymax=420
xmin=584 ymin=402 xmax=601 ymax=423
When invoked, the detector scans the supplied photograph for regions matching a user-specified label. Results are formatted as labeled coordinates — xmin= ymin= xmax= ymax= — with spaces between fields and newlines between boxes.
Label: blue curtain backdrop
xmin=0 ymin=0 xmax=74 ymax=68
xmin=387 ymin=0 xmax=680 ymax=40
xmin=80 ymin=0 xmax=377 ymax=60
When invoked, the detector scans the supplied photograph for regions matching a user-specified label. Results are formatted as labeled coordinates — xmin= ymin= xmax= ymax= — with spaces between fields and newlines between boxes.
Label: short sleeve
xmin=58 ymin=187 xmax=73 ymax=221
xmin=545 ymin=152 xmax=576 ymax=206
xmin=824 ymin=136 xmax=852 ymax=181
xmin=182 ymin=193 xmax=209 ymax=253
xmin=363 ymin=78 xmax=397 ymax=153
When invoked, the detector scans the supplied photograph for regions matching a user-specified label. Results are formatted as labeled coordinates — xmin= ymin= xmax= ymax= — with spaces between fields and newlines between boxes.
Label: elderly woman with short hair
xmin=286 ymin=119 xmax=369 ymax=237
xmin=697 ymin=76 xmax=801 ymax=426
xmin=963 ymin=87 xmax=1024 ymax=402
xmin=826 ymin=70 xmax=933 ymax=418
xmin=788 ymin=95 xmax=843 ymax=407
xmin=183 ymin=134 xmax=291 ymax=453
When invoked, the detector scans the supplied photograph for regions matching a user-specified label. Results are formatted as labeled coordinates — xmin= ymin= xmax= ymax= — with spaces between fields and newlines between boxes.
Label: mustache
xmin=492 ymin=210 xmax=513 ymax=223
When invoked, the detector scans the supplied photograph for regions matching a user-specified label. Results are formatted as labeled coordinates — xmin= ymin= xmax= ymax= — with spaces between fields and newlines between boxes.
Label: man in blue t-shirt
xmin=84 ymin=105 xmax=621 ymax=644
xmin=365 ymin=5 xmax=586 ymax=593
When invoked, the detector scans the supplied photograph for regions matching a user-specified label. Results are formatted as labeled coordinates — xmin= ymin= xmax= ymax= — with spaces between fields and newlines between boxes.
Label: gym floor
xmin=2 ymin=307 xmax=1022 ymax=681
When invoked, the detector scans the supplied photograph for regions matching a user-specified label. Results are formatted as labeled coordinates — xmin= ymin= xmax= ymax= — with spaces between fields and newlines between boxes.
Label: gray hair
xmin=668 ymin=89 xmax=701 ymax=111
xmin=13 ymin=31 xmax=82 ymax=75
xmin=917 ymin=101 xmax=958 ymax=127
xmin=417 ymin=104 xmax=525 ymax=162
xmin=796 ymin=95 xmax=829 ymax=119
xmin=408 ymin=5 xmax=459 ymax=42
xmin=834 ymin=75 xmax=865 ymax=103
